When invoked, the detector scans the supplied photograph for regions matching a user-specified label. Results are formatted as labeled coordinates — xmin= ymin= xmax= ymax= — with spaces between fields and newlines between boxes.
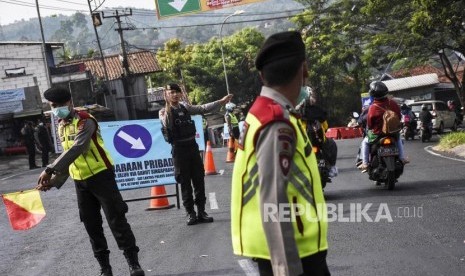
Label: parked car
xmin=408 ymin=100 xmax=457 ymax=133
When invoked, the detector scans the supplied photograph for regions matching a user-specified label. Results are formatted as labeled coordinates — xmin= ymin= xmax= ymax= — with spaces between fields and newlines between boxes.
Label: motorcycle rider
xmin=418 ymin=104 xmax=433 ymax=134
xmin=296 ymin=88 xmax=338 ymax=177
xmin=358 ymin=81 xmax=408 ymax=171
xmin=400 ymin=103 xmax=417 ymax=138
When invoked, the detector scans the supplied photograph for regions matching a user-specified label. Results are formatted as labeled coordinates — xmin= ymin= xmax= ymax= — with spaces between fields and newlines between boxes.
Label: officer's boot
xmin=96 ymin=254 xmax=113 ymax=276
xmin=123 ymin=250 xmax=145 ymax=276
xmin=197 ymin=206 xmax=213 ymax=223
xmin=186 ymin=209 xmax=197 ymax=226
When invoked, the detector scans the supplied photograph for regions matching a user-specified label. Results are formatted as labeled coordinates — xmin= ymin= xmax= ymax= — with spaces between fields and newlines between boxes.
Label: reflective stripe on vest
xmin=59 ymin=114 xmax=113 ymax=180
xmin=231 ymin=112 xmax=328 ymax=260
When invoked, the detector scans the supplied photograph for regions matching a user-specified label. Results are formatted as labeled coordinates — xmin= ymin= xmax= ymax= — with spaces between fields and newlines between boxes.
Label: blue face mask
xmin=296 ymin=86 xmax=309 ymax=106
xmin=52 ymin=106 xmax=70 ymax=119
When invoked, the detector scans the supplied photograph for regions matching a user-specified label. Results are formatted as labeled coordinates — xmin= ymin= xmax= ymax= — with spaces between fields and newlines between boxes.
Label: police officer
xmin=36 ymin=87 xmax=144 ymax=276
xmin=224 ymin=102 xmax=240 ymax=140
xmin=231 ymin=32 xmax=330 ymax=275
xmin=159 ymin=83 xmax=232 ymax=225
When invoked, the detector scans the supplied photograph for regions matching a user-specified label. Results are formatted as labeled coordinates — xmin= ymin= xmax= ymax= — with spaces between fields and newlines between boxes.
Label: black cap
xmin=166 ymin=83 xmax=181 ymax=92
xmin=255 ymin=31 xmax=306 ymax=70
xmin=43 ymin=87 xmax=71 ymax=104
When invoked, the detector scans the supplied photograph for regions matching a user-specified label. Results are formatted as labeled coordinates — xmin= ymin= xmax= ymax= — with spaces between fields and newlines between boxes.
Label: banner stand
xmin=123 ymin=183 xmax=180 ymax=209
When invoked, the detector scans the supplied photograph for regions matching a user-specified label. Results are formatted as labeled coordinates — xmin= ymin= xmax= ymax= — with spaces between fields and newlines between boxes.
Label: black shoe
xmin=197 ymin=211 xmax=214 ymax=223
xmin=187 ymin=212 xmax=198 ymax=225
xmin=30 ymin=165 xmax=40 ymax=170
xmin=99 ymin=267 xmax=113 ymax=276
xmin=123 ymin=250 xmax=145 ymax=276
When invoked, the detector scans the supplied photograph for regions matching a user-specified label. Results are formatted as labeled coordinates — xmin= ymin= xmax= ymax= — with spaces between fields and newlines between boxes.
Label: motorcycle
xmin=306 ymin=120 xmax=335 ymax=189
xmin=367 ymin=135 xmax=404 ymax=190
xmin=401 ymin=114 xmax=416 ymax=140
xmin=418 ymin=121 xmax=432 ymax=142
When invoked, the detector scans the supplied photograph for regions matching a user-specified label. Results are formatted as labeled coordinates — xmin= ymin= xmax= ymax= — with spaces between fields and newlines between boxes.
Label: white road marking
xmin=424 ymin=146 xmax=465 ymax=163
xmin=219 ymin=169 xmax=225 ymax=175
xmin=238 ymin=259 xmax=259 ymax=276
xmin=209 ymin=192 xmax=219 ymax=209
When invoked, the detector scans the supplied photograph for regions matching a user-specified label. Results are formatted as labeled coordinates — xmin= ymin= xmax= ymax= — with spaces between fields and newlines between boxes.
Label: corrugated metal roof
xmin=65 ymin=51 xmax=162 ymax=81
xmin=382 ymin=73 xmax=439 ymax=92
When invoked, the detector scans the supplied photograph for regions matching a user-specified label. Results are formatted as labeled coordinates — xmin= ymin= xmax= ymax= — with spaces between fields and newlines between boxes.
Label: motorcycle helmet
xmin=225 ymin=102 xmax=236 ymax=111
xmin=421 ymin=104 xmax=428 ymax=111
xmin=368 ymin=81 xmax=388 ymax=99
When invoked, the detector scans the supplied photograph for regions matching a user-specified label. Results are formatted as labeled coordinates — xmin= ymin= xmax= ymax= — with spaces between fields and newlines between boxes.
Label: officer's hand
xmin=36 ymin=171 xmax=53 ymax=192
xmin=220 ymin=94 xmax=233 ymax=104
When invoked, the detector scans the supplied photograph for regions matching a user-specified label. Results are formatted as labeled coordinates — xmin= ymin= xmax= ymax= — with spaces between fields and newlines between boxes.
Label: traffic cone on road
xmin=146 ymin=185 xmax=175 ymax=211
xmin=225 ymin=138 xmax=236 ymax=163
xmin=204 ymin=141 xmax=218 ymax=175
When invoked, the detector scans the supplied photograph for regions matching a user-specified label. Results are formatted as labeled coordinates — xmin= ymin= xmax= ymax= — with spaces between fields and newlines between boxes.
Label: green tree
xmin=293 ymin=0 xmax=371 ymax=125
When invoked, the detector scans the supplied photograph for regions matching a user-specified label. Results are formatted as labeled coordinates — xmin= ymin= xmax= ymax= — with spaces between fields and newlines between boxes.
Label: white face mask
xmin=296 ymin=86 xmax=310 ymax=106
xmin=52 ymin=106 xmax=70 ymax=119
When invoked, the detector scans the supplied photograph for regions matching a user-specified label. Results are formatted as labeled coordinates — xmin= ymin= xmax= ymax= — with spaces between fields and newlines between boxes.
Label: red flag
xmin=1 ymin=189 xmax=46 ymax=230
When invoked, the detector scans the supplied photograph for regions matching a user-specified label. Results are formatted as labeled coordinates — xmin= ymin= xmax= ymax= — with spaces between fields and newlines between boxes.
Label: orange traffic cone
xmin=225 ymin=137 xmax=236 ymax=163
xmin=204 ymin=141 xmax=218 ymax=175
xmin=146 ymin=185 xmax=175 ymax=211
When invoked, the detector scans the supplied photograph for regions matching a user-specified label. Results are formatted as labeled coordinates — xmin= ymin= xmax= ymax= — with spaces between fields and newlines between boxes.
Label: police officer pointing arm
xmin=159 ymin=83 xmax=232 ymax=225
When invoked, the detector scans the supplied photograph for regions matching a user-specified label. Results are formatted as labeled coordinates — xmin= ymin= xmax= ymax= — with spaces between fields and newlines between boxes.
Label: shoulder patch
xmin=249 ymin=96 xmax=289 ymax=126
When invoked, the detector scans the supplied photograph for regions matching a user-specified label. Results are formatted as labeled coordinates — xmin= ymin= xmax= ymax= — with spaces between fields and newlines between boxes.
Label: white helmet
xmin=225 ymin=102 xmax=236 ymax=111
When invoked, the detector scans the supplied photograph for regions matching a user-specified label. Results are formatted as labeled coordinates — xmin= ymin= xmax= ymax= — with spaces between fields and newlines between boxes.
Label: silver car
xmin=409 ymin=100 xmax=457 ymax=133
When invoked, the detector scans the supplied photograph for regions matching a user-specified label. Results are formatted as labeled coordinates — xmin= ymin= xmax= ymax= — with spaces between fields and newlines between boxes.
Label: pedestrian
xmin=21 ymin=121 xmax=39 ymax=169
xmin=35 ymin=120 xmax=51 ymax=167
xmin=202 ymin=115 xmax=209 ymax=146
xmin=36 ymin=87 xmax=144 ymax=276
xmin=231 ymin=31 xmax=330 ymax=275
xmin=159 ymin=83 xmax=233 ymax=225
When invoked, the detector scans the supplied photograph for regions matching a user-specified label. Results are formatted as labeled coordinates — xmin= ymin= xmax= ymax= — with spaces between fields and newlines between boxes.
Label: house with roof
xmin=383 ymin=65 xmax=463 ymax=102
xmin=383 ymin=65 xmax=462 ymax=104
xmin=56 ymin=51 xmax=162 ymax=120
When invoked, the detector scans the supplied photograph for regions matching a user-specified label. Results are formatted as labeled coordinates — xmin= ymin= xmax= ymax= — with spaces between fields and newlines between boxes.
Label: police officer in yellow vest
xmin=224 ymin=102 xmax=240 ymax=140
xmin=36 ymin=87 xmax=144 ymax=276
xmin=231 ymin=32 xmax=330 ymax=275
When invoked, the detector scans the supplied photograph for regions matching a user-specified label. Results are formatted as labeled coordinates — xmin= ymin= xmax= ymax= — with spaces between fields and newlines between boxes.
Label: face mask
xmin=52 ymin=106 xmax=70 ymax=119
xmin=296 ymin=86 xmax=309 ymax=106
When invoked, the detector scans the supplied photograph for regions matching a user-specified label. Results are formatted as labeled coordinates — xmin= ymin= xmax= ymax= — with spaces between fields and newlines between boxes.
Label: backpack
xmin=374 ymin=101 xmax=401 ymax=134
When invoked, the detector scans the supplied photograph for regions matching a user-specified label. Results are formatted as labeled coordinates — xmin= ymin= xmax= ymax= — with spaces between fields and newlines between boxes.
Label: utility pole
xmin=87 ymin=0 xmax=110 ymax=107
xmin=103 ymin=9 xmax=136 ymax=120
xmin=35 ymin=0 xmax=52 ymax=89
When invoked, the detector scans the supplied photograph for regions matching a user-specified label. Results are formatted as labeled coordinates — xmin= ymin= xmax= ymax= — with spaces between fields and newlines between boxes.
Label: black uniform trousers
xmin=172 ymin=141 xmax=206 ymax=213
xmin=25 ymin=141 xmax=36 ymax=168
xmin=255 ymin=251 xmax=330 ymax=276
xmin=40 ymin=144 xmax=50 ymax=167
xmin=74 ymin=169 xmax=139 ymax=257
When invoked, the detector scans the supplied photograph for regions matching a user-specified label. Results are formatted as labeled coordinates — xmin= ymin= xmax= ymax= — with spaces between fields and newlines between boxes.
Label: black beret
xmin=43 ymin=87 xmax=71 ymax=104
xmin=166 ymin=83 xmax=181 ymax=92
xmin=255 ymin=31 xmax=306 ymax=70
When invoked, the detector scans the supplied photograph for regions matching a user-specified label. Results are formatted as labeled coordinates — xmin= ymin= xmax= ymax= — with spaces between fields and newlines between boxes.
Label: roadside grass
xmin=438 ymin=132 xmax=465 ymax=150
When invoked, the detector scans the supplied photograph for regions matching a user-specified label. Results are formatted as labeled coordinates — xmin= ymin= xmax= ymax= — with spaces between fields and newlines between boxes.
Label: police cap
xmin=166 ymin=83 xmax=181 ymax=92
xmin=43 ymin=87 xmax=71 ymax=104
xmin=255 ymin=31 xmax=306 ymax=70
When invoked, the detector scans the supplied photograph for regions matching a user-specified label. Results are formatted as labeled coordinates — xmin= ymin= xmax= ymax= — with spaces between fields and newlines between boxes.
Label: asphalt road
xmin=1 ymin=135 xmax=464 ymax=276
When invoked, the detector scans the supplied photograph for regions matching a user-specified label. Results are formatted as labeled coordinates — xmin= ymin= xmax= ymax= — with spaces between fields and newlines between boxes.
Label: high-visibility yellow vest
xmin=228 ymin=112 xmax=239 ymax=126
xmin=59 ymin=111 xmax=113 ymax=180
xmin=231 ymin=96 xmax=328 ymax=260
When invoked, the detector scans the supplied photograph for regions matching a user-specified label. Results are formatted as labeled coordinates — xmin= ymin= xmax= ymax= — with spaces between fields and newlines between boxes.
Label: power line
xmin=0 ymin=0 xmax=88 ymax=13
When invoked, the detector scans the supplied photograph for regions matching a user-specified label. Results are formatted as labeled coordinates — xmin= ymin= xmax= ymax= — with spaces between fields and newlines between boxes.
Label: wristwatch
xmin=45 ymin=167 xmax=55 ymax=176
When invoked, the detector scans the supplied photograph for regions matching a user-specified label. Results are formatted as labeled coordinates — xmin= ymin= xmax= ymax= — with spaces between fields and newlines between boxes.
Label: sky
xmin=0 ymin=0 xmax=156 ymax=26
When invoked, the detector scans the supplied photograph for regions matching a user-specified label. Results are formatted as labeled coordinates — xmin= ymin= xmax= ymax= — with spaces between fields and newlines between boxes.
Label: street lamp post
xmin=219 ymin=10 xmax=244 ymax=95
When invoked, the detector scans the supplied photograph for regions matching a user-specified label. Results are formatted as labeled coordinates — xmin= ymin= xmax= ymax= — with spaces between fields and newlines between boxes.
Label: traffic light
xmin=92 ymin=13 xmax=102 ymax=27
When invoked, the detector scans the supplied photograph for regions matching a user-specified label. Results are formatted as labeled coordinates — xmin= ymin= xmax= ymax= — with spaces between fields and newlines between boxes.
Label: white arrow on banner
xmin=117 ymin=130 xmax=146 ymax=150
xmin=168 ymin=0 xmax=188 ymax=12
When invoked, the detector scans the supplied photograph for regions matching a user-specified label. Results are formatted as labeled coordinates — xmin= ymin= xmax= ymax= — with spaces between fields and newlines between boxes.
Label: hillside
xmin=0 ymin=0 xmax=304 ymax=57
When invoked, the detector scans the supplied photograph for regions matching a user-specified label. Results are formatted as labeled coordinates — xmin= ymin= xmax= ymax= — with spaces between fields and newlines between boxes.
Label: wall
xmin=0 ymin=44 xmax=49 ymax=98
